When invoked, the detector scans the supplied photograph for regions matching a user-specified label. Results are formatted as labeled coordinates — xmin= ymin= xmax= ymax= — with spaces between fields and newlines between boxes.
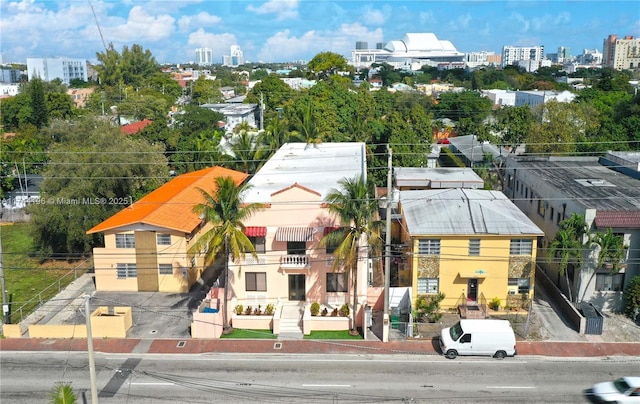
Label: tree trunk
xmin=222 ymin=236 xmax=232 ymax=334
xmin=565 ymin=269 xmax=573 ymax=303
xmin=350 ymin=264 xmax=358 ymax=335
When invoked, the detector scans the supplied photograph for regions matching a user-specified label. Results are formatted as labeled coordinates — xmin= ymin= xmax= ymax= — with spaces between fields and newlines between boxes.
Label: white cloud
xmin=246 ymin=0 xmax=298 ymax=20
xmin=186 ymin=28 xmax=238 ymax=61
xmin=419 ymin=10 xmax=436 ymax=25
xmin=450 ymin=13 xmax=472 ymax=30
xmin=257 ymin=23 xmax=383 ymax=62
xmin=106 ymin=6 xmax=175 ymax=42
xmin=554 ymin=12 xmax=571 ymax=25
xmin=511 ymin=12 xmax=531 ymax=32
xmin=178 ymin=12 xmax=222 ymax=32
xmin=362 ymin=8 xmax=385 ymax=26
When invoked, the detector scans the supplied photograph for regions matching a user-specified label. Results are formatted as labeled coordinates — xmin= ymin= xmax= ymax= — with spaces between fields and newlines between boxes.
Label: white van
xmin=439 ymin=319 xmax=517 ymax=359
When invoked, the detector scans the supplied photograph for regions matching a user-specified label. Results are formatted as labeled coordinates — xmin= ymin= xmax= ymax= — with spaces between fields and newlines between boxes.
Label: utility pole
xmin=383 ymin=145 xmax=392 ymax=343
xmin=1 ymin=229 xmax=10 ymax=325
xmin=260 ymin=92 xmax=264 ymax=131
xmin=84 ymin=295 xmax=99 ymax=404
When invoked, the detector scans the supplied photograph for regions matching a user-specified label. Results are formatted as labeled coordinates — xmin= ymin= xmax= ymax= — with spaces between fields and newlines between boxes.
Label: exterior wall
xmin=26 ymin=306 xmax=132 ymax=339
xmin=408 ymin=235 xmax=538 ymax=310
xmin=93 ymin=229 xmax=199 ymax=293
xmin=228 ymin=186 xmax=368 ymax=327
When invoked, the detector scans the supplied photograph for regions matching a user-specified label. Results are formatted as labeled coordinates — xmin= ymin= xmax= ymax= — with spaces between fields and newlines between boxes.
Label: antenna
xmin=88 ymin=0 xmax=108 ymax=52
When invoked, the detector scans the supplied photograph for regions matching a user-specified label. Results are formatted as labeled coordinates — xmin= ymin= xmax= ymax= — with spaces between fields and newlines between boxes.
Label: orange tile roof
xmin=121 ymin=119 xmax=153 ymax=135
xmin=87 ymin=166 xmax=248 ymax=234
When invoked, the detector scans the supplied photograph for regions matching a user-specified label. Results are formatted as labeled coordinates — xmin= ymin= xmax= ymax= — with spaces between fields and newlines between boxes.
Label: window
xmin=326 ymin=273 xmax=347 ymax=293
xmin=246 ymin=272 xmax=267 ymax=291
xmin=510 ymin=239 xmax=533 ymax=255
xmin=158 ymin=264 xmax=173 ymax=275
xmin=249 ymin=236 xmax=266 ymax=253
xmin=157 ymin=234 xmax=171 ymax=245
xmin=417 ymin=278 xmax=439 ymax=294
xmin=116 ymin=263 xmax=137 ymax=279
xmin=596 ymin=272 xmax=624 ymax=292
xmin=537 ymin=199 xmax=546 ymax=217
xmin=550 ymin=207 xmax=555 ymax=222
xmin=287 ymin=241 xmax=306 ymax=255
xmin=508 ymin=278 xmax=530 ymax=294
xmin=115 ymin=234 xmax=135 ymax=248
xmin=417 ymin=239 xmax=441 ymax=255
xmin=469 ymin=239 xmax=480 ymax=256
xmin=556 ymin=212 xmax=562 ymax=225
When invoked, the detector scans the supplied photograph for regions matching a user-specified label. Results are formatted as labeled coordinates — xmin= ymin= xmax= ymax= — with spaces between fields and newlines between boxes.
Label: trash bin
xmin=390 ymin=307 xmax=400 ymax=329
xmin=581 ymin=303 xmax=603 ymax=335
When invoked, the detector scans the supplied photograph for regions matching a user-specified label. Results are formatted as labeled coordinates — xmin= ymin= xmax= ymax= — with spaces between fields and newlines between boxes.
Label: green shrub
xmin=490 ymin=297 xmax=501 ymax=310
xmin=264 ymin=303 xmax=275 ymax=315
xmin=339 ymin=303 xmax=350 ymax=317
xmin=235 ymin=304 xmax=243 ymax=315
xmin=310 ymin=302 xmax=321 ymax=316
xmin=624 ymin=276 xmax=640 ymax=320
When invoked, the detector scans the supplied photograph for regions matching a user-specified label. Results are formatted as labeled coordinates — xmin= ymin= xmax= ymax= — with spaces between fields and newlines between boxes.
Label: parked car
xmin=585 ymin=376 xmax=640 ymax=403
xmin=439 ymin=319 xmax=516 ymax=359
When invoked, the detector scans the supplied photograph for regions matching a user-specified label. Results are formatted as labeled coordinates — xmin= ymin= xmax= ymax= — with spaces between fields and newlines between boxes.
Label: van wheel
xmin=494 ymin=350 xmax=507 ymax=359
xmin=445 ymin=350 xmax=458 ymax=359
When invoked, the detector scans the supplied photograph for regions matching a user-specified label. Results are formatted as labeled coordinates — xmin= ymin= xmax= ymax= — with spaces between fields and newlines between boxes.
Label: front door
xmin=288 ymin=274 xmax=306 ymax=301
xmin=467 ymin=278 xmax=478 ymax=303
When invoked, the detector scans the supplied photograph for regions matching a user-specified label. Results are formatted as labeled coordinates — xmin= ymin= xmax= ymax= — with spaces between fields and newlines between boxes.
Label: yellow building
xmin=398 ymin=189 xmax=544 ymax=315
xmin=86 ymin=166 xmax=248 ymax=293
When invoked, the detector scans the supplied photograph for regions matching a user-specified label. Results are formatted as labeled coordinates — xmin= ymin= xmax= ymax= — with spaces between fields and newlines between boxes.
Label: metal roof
xmin=394 ymin=167 xmax=484 ymax=189
xmin=245 ymin=142 xmax=366 ymax=203
xmin=400 ymin=189 xmax=544 ymax=236
xmin=506 ymin=156 xmax=640 ymax=211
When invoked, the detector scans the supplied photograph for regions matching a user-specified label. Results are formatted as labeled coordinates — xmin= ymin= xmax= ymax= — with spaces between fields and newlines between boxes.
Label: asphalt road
xmin=2 ymin=351 xmax=639 ymax=403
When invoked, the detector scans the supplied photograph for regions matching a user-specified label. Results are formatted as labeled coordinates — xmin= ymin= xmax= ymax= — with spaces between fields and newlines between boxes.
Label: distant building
xmin=464 ymin=51 xmax=499 ymax=69
xmin=222 ymin=45 xmax=244 ymax=67
xmin=66 ymin=87 xmax=95 ymax=108
xmin=603 ymin=34 xmax=640 ymax=70
xmin=575 ymin=49 xmax=603 ymax=66
xmin=26 ymin=57 xmax=89 ymax=85
xmin=482 ymin=89 xmax=517 ymax=107
xmin=351 ymin=33 xmax=464 ymax=69
xmin=195 ymin=48 xmax=213 ymax=66
xmin=0 ymin=67 xmax=21 ymax=83
xmin=200 ymin=103 xmax=259 ymax=132
xmin=515 ymin=90 xmax=576 ymax=107
xmin=501 ymin=46 xmax=544 ymax=69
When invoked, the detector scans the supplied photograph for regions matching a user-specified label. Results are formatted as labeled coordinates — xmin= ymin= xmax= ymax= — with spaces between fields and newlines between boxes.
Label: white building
xmin=223 ymin=45 xmax=244 ymax=67
xmin=515 ymin=90 xmax=576 ymax=107
xmin=482 ymin=89 xmax=517 ymax=107
xmin=350 ymin=33 xmax=464 ymax=69
xmin=464 ymin=51 xmax=498 ymax=69
xmin=195 ymin=48 xmax=213 ymax=66
xmin=200 ymin=103 xmax=258 ymax=132
xmin=603 ymin=35 xmax=640 ymax=70
xmin=501 ymin=46 xmax=544 ymax=68
xmin=26 ymin=57 xmax=88 ymax=85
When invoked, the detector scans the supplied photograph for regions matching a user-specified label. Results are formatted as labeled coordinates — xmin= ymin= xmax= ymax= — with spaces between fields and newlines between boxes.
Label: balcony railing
xmin=280 ymin=254 xmax=310 ymax=268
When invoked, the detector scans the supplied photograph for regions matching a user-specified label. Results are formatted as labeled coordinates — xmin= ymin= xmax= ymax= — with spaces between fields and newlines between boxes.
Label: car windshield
xmin=449 ymin=322 xmax=464 ymax=341
xmin=613 ymin=378 xmax=631 ymax=393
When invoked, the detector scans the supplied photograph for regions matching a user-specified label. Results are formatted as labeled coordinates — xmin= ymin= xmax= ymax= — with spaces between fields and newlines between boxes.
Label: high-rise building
xmin=195 ymin=48 xmax=213 ymax=66
xmin=26 ymin=57 xmax=88 ymax=85
xmin=603 ymin=34 xmax=640 ymax=70
xmin=223 ymin=45 xmax=244 ymax=67
xmin=501 ymin=46 xmax=544 ymax=68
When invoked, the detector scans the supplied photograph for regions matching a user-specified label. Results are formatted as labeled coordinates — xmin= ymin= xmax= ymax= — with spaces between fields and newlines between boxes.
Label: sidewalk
xmin=2 ymin=273 xmax=640 ymax=358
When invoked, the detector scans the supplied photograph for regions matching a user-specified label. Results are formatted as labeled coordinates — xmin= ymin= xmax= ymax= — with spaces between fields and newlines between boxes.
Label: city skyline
xmin=1 ymin=0 xmax=638 ymax=65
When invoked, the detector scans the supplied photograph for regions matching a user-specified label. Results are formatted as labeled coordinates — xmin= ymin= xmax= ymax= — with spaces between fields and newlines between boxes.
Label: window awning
xmin=244 ymin=226 xmax=267 ymax=237
xmin=276 ymin=227 xmax=314 ymax=242
xmin=323 ymin=226 xmax=341 ymax=236
xmin=458 ymin=269 xmax=488 ymax=278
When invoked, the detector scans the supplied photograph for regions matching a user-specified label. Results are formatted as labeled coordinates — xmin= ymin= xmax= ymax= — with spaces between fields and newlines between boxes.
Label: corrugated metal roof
xmin=244 ymin=142 xmax=366 ymax=203
xmin=400 ymin=189 xmax=544 ymax=236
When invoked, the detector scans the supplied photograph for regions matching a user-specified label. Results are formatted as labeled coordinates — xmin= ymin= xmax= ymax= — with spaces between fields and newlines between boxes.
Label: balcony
xmin=280 ymin=254 xmax=310 ymax=269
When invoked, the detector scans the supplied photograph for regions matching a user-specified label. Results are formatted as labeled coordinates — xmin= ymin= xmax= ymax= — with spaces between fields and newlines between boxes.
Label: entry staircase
xmin=457 ymin=293 xmax=489 ymax=319
xmin=278 ymin=304 xmax=304 ymax=340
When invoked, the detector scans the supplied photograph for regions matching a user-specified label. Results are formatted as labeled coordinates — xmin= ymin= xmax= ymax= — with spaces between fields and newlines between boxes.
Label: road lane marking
xmin=486 ymin=386 xmax=535 ymax=389
xmin=302 ymin=384 xmax=352 ymax=388
xmin=131 ymin=382 xmax=175 ymax=386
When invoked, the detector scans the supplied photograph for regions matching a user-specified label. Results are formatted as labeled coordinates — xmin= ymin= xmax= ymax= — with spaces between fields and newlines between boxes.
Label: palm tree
xmin=323 ymin=176 xmax=382 ymax=335
xmin=189 ymin=176 xmax=265 ymax=333
xmin=547 ymin=213 xmax=587 ymax=302
xmin=291 ymin=100 xmax=326 ymax=146
xmin=49 ymin=382 xmax=76 ymax=404
xmin=581 ymin=228 xmax=627 ymax=302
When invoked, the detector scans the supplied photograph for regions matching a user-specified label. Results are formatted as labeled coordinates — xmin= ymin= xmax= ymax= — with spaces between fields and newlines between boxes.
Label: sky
xmin=1 ymin=0 xmax=639 ymax=65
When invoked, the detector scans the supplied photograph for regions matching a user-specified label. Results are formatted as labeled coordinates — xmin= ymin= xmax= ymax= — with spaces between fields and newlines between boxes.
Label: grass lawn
xmin=221 ymin=329 xmax=277 ymax=339
xmin=1 ymin=223 xmax=90 ymax=324
xmin=303 ymin=330 xmax=363 ymax=340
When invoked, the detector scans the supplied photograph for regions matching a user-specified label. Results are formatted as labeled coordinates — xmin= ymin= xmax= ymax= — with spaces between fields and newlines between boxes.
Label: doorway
xmin=288 ymin=274 xmax=306 ymax=301
xmin=467 ymin=278 xmax=478 ymax=303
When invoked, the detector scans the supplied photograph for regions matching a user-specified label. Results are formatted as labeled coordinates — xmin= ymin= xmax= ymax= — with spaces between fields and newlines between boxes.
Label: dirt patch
xmin=600 ymin=312 xmax=640 ymax=342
